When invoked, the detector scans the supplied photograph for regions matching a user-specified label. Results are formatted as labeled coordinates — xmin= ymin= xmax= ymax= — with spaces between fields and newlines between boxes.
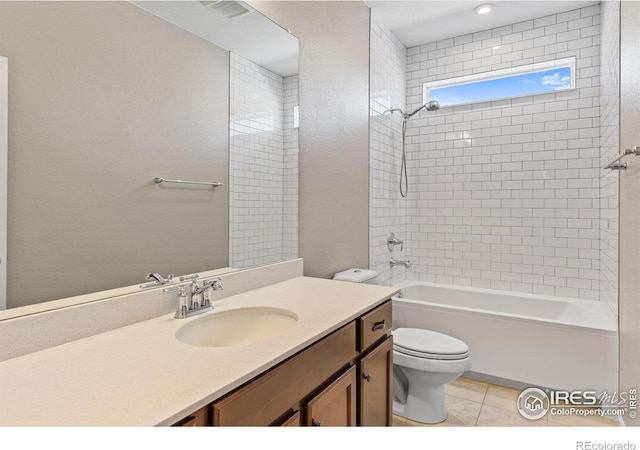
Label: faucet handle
xmin=189 ymin=278 xmax=202 ymax=310
xmin=200 ymin=278 xmax=224 ymax=307
xmin=164 ymin=285 xmax=189 ymax=319
xmin=387 ymin=232 xmax=404 ymax=251
xmin=202 ymin=287 xmax=212 ymax=308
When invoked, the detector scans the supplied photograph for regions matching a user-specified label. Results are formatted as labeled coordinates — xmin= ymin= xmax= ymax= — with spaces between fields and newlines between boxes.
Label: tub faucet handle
xmin=387 ymin=232 xmax=404 ymax=251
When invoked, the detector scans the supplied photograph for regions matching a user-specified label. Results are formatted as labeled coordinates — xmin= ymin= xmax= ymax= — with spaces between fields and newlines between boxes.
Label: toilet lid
xmin=393 ymin=328 xmax=469 ymax=360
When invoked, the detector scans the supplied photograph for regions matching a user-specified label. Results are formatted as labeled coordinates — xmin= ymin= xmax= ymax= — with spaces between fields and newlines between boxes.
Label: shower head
xmin=425 ymin=100 xmax=440 ymax=111
xmin=405 ymin=100 xmax=440 ymax=118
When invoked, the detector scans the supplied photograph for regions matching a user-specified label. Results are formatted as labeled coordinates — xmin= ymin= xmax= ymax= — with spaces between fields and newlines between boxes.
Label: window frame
xmin=422 ymin=57 xmax=577 ymax=108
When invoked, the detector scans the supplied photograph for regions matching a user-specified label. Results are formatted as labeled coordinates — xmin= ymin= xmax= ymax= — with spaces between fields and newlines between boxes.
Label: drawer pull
xmin=371 ymin=320 xmax=386 ymax=332
xmin=312 ymin=419 xmax=322 ymax=427
xmin=363 ymin=373 xmax=371 ymax=383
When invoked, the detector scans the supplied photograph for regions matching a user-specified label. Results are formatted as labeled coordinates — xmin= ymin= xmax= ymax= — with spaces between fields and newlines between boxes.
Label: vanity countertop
xmin=0 ymin=276 xmax=398 ymax=426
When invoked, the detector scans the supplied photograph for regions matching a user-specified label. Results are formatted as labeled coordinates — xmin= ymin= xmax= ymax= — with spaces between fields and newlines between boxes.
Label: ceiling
xmin=365 ymin=0 xmax=601 ymax=47
xmin=131 ymin=1 xmax=299 ymax=76
xmin=131 ymin=1 xmax=601 ymax=75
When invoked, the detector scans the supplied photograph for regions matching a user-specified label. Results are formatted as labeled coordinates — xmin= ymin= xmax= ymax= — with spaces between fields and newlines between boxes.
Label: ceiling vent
xmin=200 ymin=1 xmax=252 ymax=19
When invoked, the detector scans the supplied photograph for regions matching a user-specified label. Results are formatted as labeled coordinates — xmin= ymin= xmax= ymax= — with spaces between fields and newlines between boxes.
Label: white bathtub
xmin=392 ymin=281 xmax=618 ymax=395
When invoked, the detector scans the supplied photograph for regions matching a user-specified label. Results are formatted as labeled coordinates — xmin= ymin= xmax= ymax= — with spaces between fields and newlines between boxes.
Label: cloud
xmin=541 ymin=72 xmax=571 ymax=88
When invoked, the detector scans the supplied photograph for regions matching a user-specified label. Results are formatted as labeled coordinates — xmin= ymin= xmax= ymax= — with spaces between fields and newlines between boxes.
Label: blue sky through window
xmin=428 ymin=66 xmax=572 ymax=107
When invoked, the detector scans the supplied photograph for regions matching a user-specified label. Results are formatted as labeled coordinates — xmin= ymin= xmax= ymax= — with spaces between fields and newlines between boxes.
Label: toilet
xmin=392 ymin=327 xmax=471 ymax=424
xmin=332 ymin=269 xmax=471 ymax=424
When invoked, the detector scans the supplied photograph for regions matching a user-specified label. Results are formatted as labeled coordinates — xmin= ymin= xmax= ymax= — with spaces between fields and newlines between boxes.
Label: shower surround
xmin=370 ymin=4 xmax=618 ymax=315
xmin=229 ymin=54 xmax=299 ymax=268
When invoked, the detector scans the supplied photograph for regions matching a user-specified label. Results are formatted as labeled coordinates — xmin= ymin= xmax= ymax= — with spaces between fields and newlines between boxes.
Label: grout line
xmin=478 ymin=383 xmax=490 ymax=426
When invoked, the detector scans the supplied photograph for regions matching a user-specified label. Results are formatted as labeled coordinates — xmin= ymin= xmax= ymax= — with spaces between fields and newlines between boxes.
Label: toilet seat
xmin=393 ymin=328 xmax=469 ymax=360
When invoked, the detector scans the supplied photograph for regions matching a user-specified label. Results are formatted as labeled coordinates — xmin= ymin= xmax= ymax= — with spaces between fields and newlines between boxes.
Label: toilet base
xmin=393 ymin=382 xmax=447 ymax=424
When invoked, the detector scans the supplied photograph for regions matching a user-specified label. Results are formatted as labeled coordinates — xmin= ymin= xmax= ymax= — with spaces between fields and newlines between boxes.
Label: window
xmin=423 ymin=57 xmax=576 ymax=108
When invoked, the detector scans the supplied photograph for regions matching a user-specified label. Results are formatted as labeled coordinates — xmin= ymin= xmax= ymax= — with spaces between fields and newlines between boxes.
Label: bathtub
xmin=392 ymin=281 xmax=617 ymax=395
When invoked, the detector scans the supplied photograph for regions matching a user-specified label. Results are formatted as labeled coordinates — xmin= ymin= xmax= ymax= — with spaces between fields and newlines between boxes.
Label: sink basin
xmin=175 ymin=307 xmax=298 ymax=347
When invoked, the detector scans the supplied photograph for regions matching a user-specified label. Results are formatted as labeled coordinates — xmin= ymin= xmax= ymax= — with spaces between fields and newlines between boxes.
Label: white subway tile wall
xmin=230 ymin=54 xmax=298 ymax=268
xmin=370 ymin=4 xmax=618 ymax=306
xmin=283 ymin=74 xmax=299 ymax=261
xmin=370 ymin=11 xmax=408 ymax=286
xmin=599 ymin=0 xmax=619 ymax=317
xmin=405 ymin=5 xmax=602 ymax=299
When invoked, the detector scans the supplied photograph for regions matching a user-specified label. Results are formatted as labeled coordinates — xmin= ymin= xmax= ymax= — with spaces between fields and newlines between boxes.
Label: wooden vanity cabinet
xmin=174 ymin=299 xmax=393 ymax=427
xmin=212 ymin=321 xmax=357 ymax=426
xmin=356 ymin=301 xmax=393 ymax=426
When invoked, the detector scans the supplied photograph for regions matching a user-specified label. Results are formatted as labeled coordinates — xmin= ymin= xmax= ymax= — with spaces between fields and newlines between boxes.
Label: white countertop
xmin=0 ymin=276 xmax=398 ymax=426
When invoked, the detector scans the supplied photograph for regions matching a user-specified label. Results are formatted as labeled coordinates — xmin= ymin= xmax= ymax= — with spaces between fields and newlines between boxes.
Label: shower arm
xmin=603 ymin=146 xmax=640 ymax=170
xmin=389 ymin=101 xmax=440 ymax=120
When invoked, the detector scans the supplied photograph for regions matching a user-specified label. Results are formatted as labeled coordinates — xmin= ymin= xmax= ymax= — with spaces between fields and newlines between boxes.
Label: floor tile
xmin=482 ymin=384 xmax=522 ymax=410
xmin=443 ymin=395 xmax=482 ymax=426
xmin=395 ymin=396 xmax=483 ymax=427
xmin=476 ymin=403 xmax=548 ymax=426
xmin=445 ymin=377 xmax=488 ymax=403
xmin=392 ymin=415 xmax=412 ymax=427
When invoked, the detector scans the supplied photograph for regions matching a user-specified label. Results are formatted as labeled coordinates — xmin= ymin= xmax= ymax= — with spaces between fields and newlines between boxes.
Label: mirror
xmin=0 ymin=1 xmax=298 ymax=314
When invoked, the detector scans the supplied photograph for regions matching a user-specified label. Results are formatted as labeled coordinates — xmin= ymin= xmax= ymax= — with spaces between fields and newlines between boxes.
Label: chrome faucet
xmin=140 ymin=272 xmax=175 ymax=288
xmin=390 ymin=258 xmax=411 ymax=269
xmin=164 ymin=275 xmax=224 ymax=319
xmin=190 ymin=277 xmax=224 ymax=308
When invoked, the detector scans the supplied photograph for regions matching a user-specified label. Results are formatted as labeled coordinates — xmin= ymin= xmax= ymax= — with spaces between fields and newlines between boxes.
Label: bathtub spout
xmin=390 ymin=258 xmax=411 ymax=269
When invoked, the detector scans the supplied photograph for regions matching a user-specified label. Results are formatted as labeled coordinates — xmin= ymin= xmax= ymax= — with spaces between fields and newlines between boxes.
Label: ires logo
xmin=517 ymin=387 xmax=637 ymax=420
xmin=549 ymin=390 xmax=599 ymax=405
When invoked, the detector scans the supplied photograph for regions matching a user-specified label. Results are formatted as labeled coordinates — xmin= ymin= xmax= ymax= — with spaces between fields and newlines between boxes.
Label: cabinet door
xmin=305 ymin=366 xmax=357 ymax=427
xmin=358 ymin=335 xmax=393 ymax=426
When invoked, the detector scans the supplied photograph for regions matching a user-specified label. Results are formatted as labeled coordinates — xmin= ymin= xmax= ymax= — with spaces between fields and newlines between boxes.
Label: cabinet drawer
xmin=279 ymin=410 xmax=301 ymax=427
xmin=172 ymin=406 xmax=209 ymax=426
xmin=212 ymin=321 xmax=356 ymax=426
xmin=358 ymin=300 xmax=392 ymax=352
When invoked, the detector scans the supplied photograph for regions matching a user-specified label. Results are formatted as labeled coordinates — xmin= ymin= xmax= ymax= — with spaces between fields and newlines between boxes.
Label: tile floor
xmin=392 ymin=377 xmax=618 ymax=427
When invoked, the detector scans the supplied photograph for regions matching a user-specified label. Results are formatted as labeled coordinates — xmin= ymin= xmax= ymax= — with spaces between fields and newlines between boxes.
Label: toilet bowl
xmin=392 ymin=328 xmax=471 ymax=424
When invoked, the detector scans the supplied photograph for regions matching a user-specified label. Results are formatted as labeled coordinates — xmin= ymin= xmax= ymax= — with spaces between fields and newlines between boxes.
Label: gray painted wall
xmin=249 ymin=1 xmax=371 ymax=279
xmin=619 ymin=0 xmax=640 ymax=428
xmin=0 ymin=2 xmax=229 ymax=308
